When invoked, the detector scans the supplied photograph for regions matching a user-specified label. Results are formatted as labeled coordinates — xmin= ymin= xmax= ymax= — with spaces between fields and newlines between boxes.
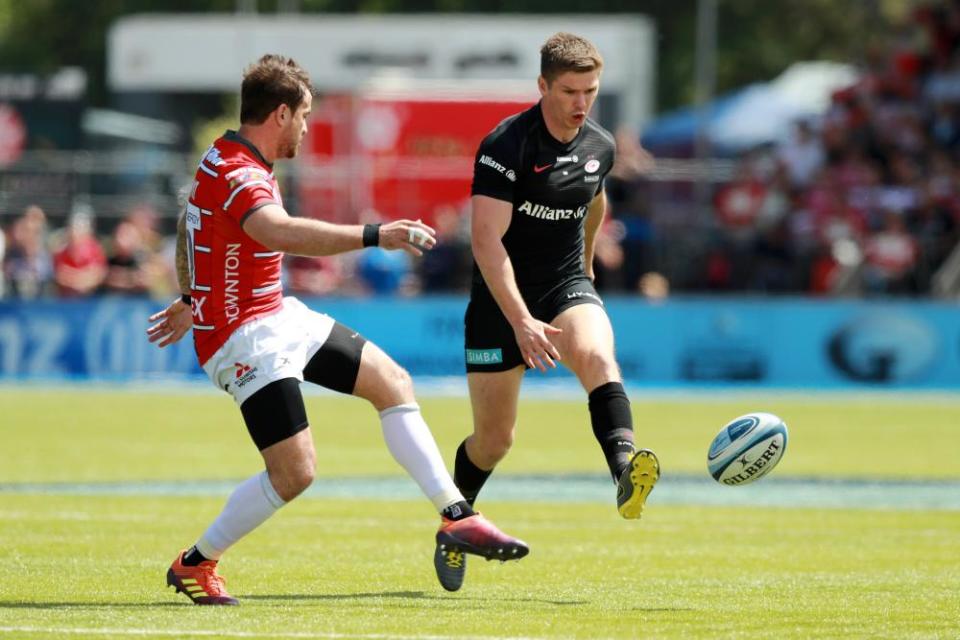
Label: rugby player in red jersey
xmin=147 ymin=55 xmax=527 ymax=605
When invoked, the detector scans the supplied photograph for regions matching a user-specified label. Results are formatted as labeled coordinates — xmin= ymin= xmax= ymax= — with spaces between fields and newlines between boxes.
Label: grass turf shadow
xmin=240 ymin=590 xmax=590 ymax=606
xmin=0 ymin=601 xmax=183 ymax=609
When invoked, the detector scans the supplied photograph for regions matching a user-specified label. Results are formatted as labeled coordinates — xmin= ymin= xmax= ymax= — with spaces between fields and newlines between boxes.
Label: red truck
xmin=299 ymin=81 xmax=537 ymax=226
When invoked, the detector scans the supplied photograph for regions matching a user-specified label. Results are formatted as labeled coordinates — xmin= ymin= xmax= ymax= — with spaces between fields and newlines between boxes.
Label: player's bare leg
xmin=464 ymin=367 xmax=525 ymax=473
xmin=168 ymin=427 xmax=315 ymax=605
xmin=432 ymin=367 xmax=525 ymax=591
xmin=553 ymin=304 xmax=659 ymax=519
xmin=262 ymin=428 xmax=317 ymax=501
xmin=352 ymin=341 xmax=417 ymax=410
xmin=352 ymin=343 xmax=528 ymax=592
xmin=552 ymin=304 xmax=619 ymax=391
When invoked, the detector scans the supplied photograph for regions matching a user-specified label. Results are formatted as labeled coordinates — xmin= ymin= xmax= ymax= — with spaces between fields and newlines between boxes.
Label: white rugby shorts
xmin=202 ymin=296 xmax=335 ymax=405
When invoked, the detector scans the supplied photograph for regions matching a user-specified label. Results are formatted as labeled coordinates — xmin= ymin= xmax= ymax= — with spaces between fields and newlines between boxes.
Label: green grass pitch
xmin=0 ymin=387 xmax=958 ymax=639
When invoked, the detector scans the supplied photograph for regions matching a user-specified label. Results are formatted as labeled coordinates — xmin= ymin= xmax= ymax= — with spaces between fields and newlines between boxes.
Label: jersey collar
xmin=223 ymin=130 xmax=274 ymax=169
xmin=534 ymin=101 xmax=585 ymax=150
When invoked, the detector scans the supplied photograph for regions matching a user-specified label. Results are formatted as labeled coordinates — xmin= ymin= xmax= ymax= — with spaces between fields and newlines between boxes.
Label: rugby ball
xmin=707 ymin=412 xmax=788 ymax=485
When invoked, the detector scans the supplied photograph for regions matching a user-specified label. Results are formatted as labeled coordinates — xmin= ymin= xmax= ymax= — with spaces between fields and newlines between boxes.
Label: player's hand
xmin=378 ymin=219 xmax=436 ymax=256
xmin=146 ymin=298 xmax=193 ymax=348
xmin=512 ymin=316 xmax=562 ymax=372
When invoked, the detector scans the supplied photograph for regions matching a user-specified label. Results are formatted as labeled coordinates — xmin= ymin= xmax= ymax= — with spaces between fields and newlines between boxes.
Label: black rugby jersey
xmin=470 ymin=101 xmax=616 ymax=291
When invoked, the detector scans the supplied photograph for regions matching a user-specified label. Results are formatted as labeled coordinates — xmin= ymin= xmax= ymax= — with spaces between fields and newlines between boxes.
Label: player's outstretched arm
xmin=242 ymin=204 xmax=435 ymax=257
xmin=471 ymin=195 xmax=561 ymax=372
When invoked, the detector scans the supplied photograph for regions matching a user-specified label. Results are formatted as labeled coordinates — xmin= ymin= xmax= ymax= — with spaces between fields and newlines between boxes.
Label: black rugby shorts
xmin=464 ymin=276 xmax=604 ymax=373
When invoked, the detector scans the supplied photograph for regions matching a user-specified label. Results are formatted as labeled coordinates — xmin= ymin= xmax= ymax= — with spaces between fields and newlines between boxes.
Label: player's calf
xmin=588 ymin=381 xmax=638 ymax=482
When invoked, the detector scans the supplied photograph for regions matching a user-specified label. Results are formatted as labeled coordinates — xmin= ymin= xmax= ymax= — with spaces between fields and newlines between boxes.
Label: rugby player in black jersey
xmin=433 ymin=32 xmax=660 ymax=592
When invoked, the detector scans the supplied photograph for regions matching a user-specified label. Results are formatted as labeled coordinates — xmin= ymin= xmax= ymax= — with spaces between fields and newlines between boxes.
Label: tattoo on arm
xmin=175 ymin=210 xmax=191 ymax=295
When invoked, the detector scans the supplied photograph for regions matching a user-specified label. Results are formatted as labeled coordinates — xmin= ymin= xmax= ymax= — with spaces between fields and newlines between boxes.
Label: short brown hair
xmin=540 ymin=32 xmax=604 ymax=84
xmin=240 ymin=54 xmax=312 ymax=125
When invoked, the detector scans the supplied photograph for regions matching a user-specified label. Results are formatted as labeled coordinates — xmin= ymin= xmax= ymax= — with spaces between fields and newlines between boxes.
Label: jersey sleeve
xmin=220 ymin=164 xmax=279 ymax=223
xmin=470 ymin=128 xmax=520 ymax=203
xmin=595 ymin=138 xmax=617 ymax=197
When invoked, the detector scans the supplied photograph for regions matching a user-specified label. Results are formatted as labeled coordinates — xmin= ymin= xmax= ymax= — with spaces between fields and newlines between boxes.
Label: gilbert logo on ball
xmin=707 ymin=412 xmax=788 ymax=485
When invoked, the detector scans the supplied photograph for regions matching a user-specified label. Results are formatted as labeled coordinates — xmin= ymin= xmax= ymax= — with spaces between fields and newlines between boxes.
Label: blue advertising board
xmin=0 ymin=296 xmax=958 ymax=389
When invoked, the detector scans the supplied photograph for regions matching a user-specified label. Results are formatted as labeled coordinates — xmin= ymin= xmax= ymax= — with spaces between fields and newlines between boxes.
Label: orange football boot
xmin=166 ymin=550 xmax=239 ymax=605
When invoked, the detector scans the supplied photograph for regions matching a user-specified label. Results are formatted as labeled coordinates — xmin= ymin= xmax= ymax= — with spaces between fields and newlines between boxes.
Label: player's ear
xmin=274 ymin=103 xmax=289 ymax=126
xmin=537 ymin=75 xmax=548 ymax=97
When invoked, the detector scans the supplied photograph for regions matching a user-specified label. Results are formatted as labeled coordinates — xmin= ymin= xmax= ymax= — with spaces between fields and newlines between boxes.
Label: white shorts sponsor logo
xmin=233 ymin=361 xmax=258 ymax=388
xmin=203 ymin=297 xmax=336 ymax=406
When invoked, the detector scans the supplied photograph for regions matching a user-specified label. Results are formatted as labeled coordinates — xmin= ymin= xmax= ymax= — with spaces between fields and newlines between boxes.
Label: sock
xmin=379 ymin=403 xmax=464 ymax=512
xmin=588 ymin=381 xmax=637 ymax=482
xmin=440 ymin=500 xmax=475 ymax=521
xmin=194 ymin=471 xmax=286 ymax=561
xmin=181 ymin=545 xmax=210 ymax=567
xmin=453 ymin=440 xmax=493 ymax=507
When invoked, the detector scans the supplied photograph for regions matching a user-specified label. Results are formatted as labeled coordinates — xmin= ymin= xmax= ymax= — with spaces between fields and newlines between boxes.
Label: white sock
xmin=379 ymin=403 xmax=464 ymax=512
xmin=195 ymin=471 xmax=285 ymax=561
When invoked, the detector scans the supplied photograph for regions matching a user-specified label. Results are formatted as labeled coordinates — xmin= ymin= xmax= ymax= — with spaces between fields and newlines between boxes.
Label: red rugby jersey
xmin=186 ymin=130 xmax=284 ymax=365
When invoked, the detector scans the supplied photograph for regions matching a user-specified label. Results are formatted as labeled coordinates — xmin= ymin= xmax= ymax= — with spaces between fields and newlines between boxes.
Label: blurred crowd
xmin=0 ymin=201 xmax=476 ymax=301
xmin=682 ymin=0 xmax=960 ymax=295
xmin=1 ymin=203 xmax=176 ymax=300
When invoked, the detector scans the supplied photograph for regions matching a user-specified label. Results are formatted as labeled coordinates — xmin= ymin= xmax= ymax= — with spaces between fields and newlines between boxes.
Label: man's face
xmin=539 ymin=69 xmax=600 ymax=132
xmin=279 ymin=90 xmax=312 ymax=159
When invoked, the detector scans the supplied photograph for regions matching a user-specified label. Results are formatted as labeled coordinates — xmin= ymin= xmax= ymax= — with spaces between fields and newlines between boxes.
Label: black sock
xmin=453 ymin=440 xmax=493 ymax=507
xmin=588 ymin=381 xmax=636 ymax=482
xmin=181 ymin=546 xmax=211 ymax=566
xmin=441 ymin=500 xmax=476 ymax=521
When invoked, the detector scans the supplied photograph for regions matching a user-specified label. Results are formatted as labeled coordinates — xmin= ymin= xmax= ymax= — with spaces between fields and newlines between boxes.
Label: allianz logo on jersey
xmin=518 ymin=200 xmax=588 ymax=221
xmin=479 ymin=155 xmax=517 ymax=182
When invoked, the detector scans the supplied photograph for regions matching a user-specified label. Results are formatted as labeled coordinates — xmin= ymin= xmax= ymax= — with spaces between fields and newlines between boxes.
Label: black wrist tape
xmin=362 ymin=223 xmax=381 ymax=247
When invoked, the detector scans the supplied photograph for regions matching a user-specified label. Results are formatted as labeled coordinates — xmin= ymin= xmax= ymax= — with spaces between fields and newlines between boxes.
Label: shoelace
xmin=196 ymin=563 xmax=228 ymax=594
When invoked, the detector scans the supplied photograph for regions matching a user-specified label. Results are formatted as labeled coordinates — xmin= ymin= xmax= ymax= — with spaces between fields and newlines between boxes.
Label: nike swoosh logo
xmin=533 ymin=163 xmax=553 ymax=173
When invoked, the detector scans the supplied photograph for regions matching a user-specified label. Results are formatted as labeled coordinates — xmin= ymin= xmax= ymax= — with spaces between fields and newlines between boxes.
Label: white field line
xmin=3 ymin=476 xmax=960 ymax=512
xmin=0 ymin=627 xmax=564 ymax=640
xmin=4 ymin=378 xmax=960 ymax=403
